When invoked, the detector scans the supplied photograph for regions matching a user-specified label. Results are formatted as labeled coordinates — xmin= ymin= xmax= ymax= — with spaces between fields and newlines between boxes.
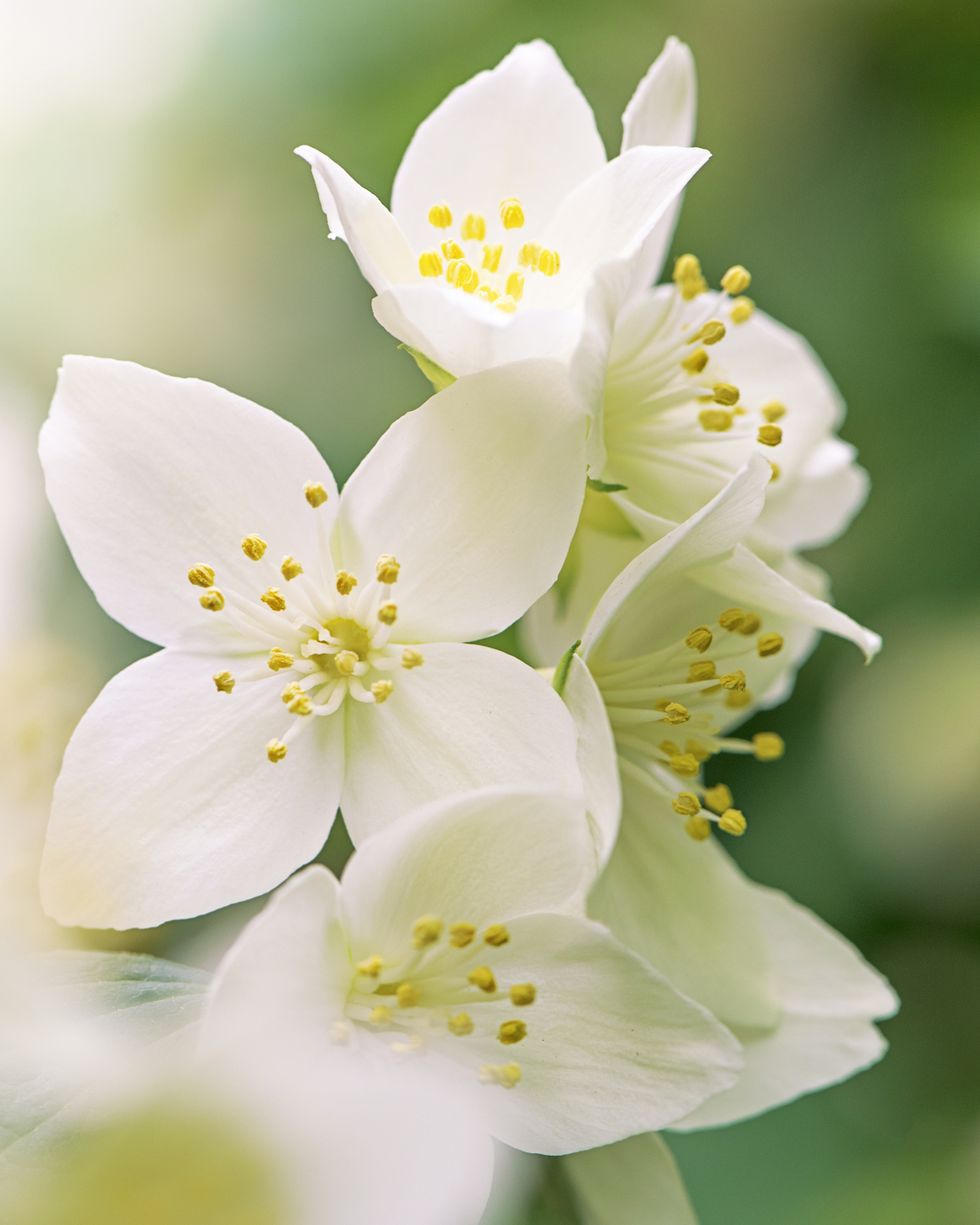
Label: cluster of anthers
xmin=590 ymin=604 xmax=787 ymax=841
xmin=416 ymin=197 xmax=561 ymax=314
xmin=340 ymin=914 xmax=536 ymax=1090
xmin=604 ymin=256 xmax=788 ymax=480
xmin=186 ymin=481 xmax=424 ymax=764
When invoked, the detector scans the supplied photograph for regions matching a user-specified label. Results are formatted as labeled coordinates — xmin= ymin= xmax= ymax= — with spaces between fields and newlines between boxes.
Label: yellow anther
xmin=688 ymin=660 xmax=717 ymax=682
xmin=726 ymin=688 xmax=753 ymax=709
xmin=212 ymin=671 xmax=235 ymax=694
xmin=769 ymin=462 xmax=781 ymax=482
xmin=673 ymin=253 xmax=708 ymax=299
xmin=335 ymin=571 xmax=358 ymax=596
xmin=476 ymin=285 xmax=500 ymax=302
xmin=762 ymin=401 xmax=787 ymax=422
xmin=401 ymin=648 xmax=424 ymax=669
xmin=509 ymin=983 xmax=536 ymax=1007
xmin=428 ymin=202 xmax=453 ymax=228
xmin=753 ymin=732 xmax=785 ymax=761
xmin=468 ymin=966 xmax=497 ymax=993
xmin=371 ymin=680 xmax=394 ymax=704
xmin=718 ymin=807 xmax=748 ymax=836
xmin=396 ymin=982 xmax=418 ymax=1008
xmin=682 ymin=347 xmax=710 ymax=374
xmin=266 ymin=739 xmax=288 ymax=764
xmin=378 ymin=603 xmax=398 ymax=626
xmin=730 ymin=296 xmax=755 ymax=323
xmin=412 ymin=914 xmax=444 ymax=948
xmin=368 ymin=1005 xmax=392 ymax=1027
xmin=712 ymin=382 xmax=740 ymax=407
xmin=736 ymin=613 xmax=762 ymax=636
xmin=498 ymin=1020 xmax=527 ymax=1046
xmin=686 ymin=740 xmax=712 ymax=764
xmin=187 ymin=564 xmax=215 ymax=588
xmin=280 ymin=682 xmax=302 ymax=704
xmin=480 ymin=1062 xmax=522 ymax=1089
xmin=699 ymin=408 xmax=734 ymax=432
xmin=660 ymin=740 xmax=681 ymax=758
xmin=693 ymin=320 xmax=727 ymax=346
xmin=495 ymin=296 xmax=518 ymax=314
xmin=721 ymin=265 xmax=752 ymax=295
xmin=504 ymin=271 xmax=525 ymax=301
xmin=482 ymin=243 xmax=503 ymax=273
xmin=758 ymin=632 xmax=784 ymax=657
xmin=261 ymin=587 xmax=287 ymax=612
xmin=281 ymin=556 xmax=304 ymax=581
xmin=334 ymin=650 xmax=359 ymax=677
xmin=267 ymin=648 xmax=294 ymax=672
xmin=199 ymin=588 xmax=225 ymax=612
xmin=758 ymin=424 xmax=783 ymax=447
xmin=356 ymin=954 xmax=384 ymax=978
xmin=670 ymin=753 xmax=700 ymax=777
xmin=418 ymin=250 xmax=444 ymax=277
xmin=685 ymin=626 xmax=713 ymax=653
xmin=447 ymin=260 xmax=479 ymax=292
xmin=499 ymin=197 xmax=525 ymax=229
xmin=289 ymin=694 xmax=313 ymax=717
xmin=375 ymin=554 xmax=400 ymax=584
xmin=672 ymin=791 xmax=701 ymax=817
xmin=719 ymin=608 xmax=749 ymax=632
xmin=448 ymin=1012 xmax=475 ymax=1036
xmin=484 ymin=923 xmax=510 ymax=948
xmin=705 ymin=784 xmax=734 ymax=814
xmin=518 ymin=242 xmax=541 ymax=268
xmin=241 ymin=534 xmax=267 ymax=561
xmin=441 ymin=239 xmax=464 ymax=261
xmin=304 ymin=481 xmax=329 ymax=508
xmin=662 ymin=701 xmax=690 ymax=724
xmin=449 ymin=922 xmax=476 ymax=948
xmin=685 ymin=814 xmax=712 ymax=841
xmin=719 ymin=670 xmax=747 ymax=691
xmin=461 ymin=212 xmax=487 ymax=241
xmin=537 ymin=248 xmax=560 ymax=276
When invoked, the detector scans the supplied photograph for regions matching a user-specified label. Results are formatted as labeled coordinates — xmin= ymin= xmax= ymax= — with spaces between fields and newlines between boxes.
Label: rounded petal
xmin=335 ymin=361 xmax=587 ymax=643
xmin=473 ymin=912 xmax=742 ymax=1154
xmin=295 ymin=146 xmax=418 ymax=292
xmin=339 ymin=643 xmax=581 ymax=843
xmin=390 ymin=41 xmax=606 ymax=248
xmin=41 ymin=649 xmax=344 ymax=929
xmin=339 ymin=785 xmax=591 ymax=956
xmin=561 ymin=653 xmax=621 ymax=867
xmin=565 ymin=1132 xmax=698 ymax=1225
xmin=39 ymin=357 xmax=337 ymax=648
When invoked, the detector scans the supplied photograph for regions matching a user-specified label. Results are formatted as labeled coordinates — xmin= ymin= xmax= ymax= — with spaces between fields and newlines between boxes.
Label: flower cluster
xmin=4 ymin=37 xmax=896 ymax=1225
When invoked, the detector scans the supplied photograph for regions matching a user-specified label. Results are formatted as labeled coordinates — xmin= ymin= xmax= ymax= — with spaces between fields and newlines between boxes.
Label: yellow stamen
xmin=719 ymin=670 xmax=747 ymax=691
xmin=769 ymin=462 xmax=781 ymax=482
xmin=712 ymin=382 xmax=740 ymax=407
xmin=281 ymin=555 xmax=303 ymax=581
xmin=468 ymin=966 xmax=497 ymax=993
xmin=280 ymin=682 xmax=302 ymax=704
xmin=441 ymin=239 xmax=464 ymax=261
xmin=267 ymin=648 xmax=294 ymax=672
xmin=261 ymin=588 xmax=286 ymax=612
xmin=461 ymin=212 xmax=486 ymax=241
xmin=499 ymin=197 xmax=525 ymax=229
xmin=688 ymin=660 xmax=717 ymax=682
xmin=378 ymin=603 xmax=398 ymax=626
xmin=685 ymin=626 xmax=713 ymax=653
xmin=396 ymin=982 xmax=418 ymax=1009
xmin=448 ymin=1012 xmax=475 ymax=1036
xmin=484 ymin=924 xmax=510 ymax=947
xmin=509 ymin=983 xmax=536 ymax=1007
xmin=476 ymin=285 xmax=499 ymax=302
xmin=672 ymin=791 xmax=701 ymax=817
xmin=480 ymin=1062 xmax=521 ymax=1089
xmin=371 ymin=680 xmax=394 ymax=704
xmin=761 ymin=401 xmax=787 ymax=422
xmin=758 ymin=632 xmax=784 ymax=657
xmin=719 ymin=608 xmax=748 ymax=632
xmin=498 ymin=1020 xmax=527 ymax=1046
xmin=199 ymin=589 xmax=225 ymax=612
xmin=212 ymin=671 xmax=235 ymax=694
xmin=662 ymin=701 xmax=690 ymax=724
xmin=686 ymin=740 xmax=712 ymax=764
xmin=289 ymin=694 xmax=313 ymax=716
xmin=401 ymin=648 xmax=424 ymax=669
xmin=537 ymin=248 xmax=560 ymax=276
xmin=368 ymin=1006 xmax=392 ymax=1027
xmin=681 ymin=347 xmax=709 ymax=374
xmin=335 ymin=571 xmax=358 ymax=596
xmin=670 ymin=753 xmax=700 ymax=777
xmin=721 ymin=265 xmax=752 ymax=295
xmin=704 ymin=784 xmax=734 ymax=814
xmin=304 ymin=481 xmax=329 ymax=508
xmin=699 ymin=408 xmax=734 ymax=432
xmin=375 ymin=554 xmax=400 ymax=584
xmin=482 ymin=243 xmax=503 ymax=272
xmin=718 ymin=808 xmax=747 ymax=836
xmin=187 ymin=564 xmax=215 ymax=588
xmin=730 ymin=296 xmax=755 ymax=323
xmin=266 ymin=739 xmax=287 ymax=764
xmin=726 ymin=688 xmax=753 ymax=709
xmin=504 ymin=271 xmax=524 ymax=301
xmin=412 ymin=914 xmax=444 ymax=948
xmin=673 ymin=253 xmax=708 ymax=299
xmin=449 ymin=922 xmax=476 ymax=948
xmin=758 ymin=424 xmax=783 ymax=447
xmin=241 ymin=534 xmax=267 ymax=561
xmin=518 ymin=242 xmax=541 ymax=269
xmin=418 ymin=250 xmax=443 ymax=277
xmin=495 ymin=296 xmax=518 ymax=314
xmin=356 ymin=954 xmax=384 ymax=978
xmin=753 ymin=732 xmax=785 ymax=761
xmin=735 ymin=613 xmax=762 ymax=636
xmin=334 ymin=650 xmax=358 ymax=676
xmin=685 ymin=814 xmax=712 ymax=841
xmin=693 ymin=320 xmax=726 ymax=346
xmin=428 ymin=203 xmax=452 ymax=228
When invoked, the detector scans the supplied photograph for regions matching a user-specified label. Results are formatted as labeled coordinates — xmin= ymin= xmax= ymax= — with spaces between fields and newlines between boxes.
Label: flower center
xmin=185 ymin=484 xmax=425 ymax=766
xmin=415 ymin=197 xmax=561 ymax=314
xmin=590 ymin=604 xmax=787 ymax=842
xmin=338 ymin=914 xmax=536 ymax=1090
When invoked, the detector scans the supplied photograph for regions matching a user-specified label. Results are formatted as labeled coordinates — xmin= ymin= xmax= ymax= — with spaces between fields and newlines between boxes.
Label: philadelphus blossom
xmin=204 ymin=787 xmax=742 ymax=1156
xmin=297 ymin=39 xmax=709 ymax=384
xmin=38 ymin=357 xmax=586 ymax=929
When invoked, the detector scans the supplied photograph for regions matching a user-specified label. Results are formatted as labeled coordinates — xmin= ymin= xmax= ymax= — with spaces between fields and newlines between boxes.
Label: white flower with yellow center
xmin=296 ymin=39 xmax=708 ymax=384
xmin=544 ymin=461 xmax=896 ymax=1124
xmin=204 ymin=786 xmax=743 ymax=1156
xmin=39 ymin=356 xmax=586 ymax=930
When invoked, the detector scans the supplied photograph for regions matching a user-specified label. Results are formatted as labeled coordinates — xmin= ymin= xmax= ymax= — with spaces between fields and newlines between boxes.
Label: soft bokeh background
xmin=3 ymin=1 xmax=978 ymax=1221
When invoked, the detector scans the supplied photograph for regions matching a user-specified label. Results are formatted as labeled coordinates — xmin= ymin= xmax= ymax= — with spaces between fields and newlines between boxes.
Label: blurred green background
xmin=2 ymin=0 xmax=978 ymax=1221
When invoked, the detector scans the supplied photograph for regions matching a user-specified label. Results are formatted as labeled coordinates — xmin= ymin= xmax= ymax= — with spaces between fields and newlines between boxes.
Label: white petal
xmin=335 ymin=361 xmax=587 ymax=643
xmin=340 ymin=643 xmax=581 ymax=843
xmin=565 ymin=1132 xmax=698 ymax=1225
xmin=339 ymin=786 xmax=591 ymax=955
xmin=390 ymin=41 xmax=606 ymax=249
xmin=758 ymin=437 xmax=869 ymax=552
xmin=561 ymin=654 xmax=621 ymax=868
xmin=40 ymin=356 xmax=337 ymax=648
xmin=41 ymin=649 xmax=344 ymax=929
xmin=476 ymin=912 xmax=742 ymax=1154
xmin=294 ymin=146 xmax=419 ymax=292
xmin=539 ymin=146 xmax=710 ymax=301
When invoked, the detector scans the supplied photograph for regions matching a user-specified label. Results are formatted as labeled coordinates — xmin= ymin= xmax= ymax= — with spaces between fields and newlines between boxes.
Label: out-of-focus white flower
xmin=39 ymin=356 xmax=586 ymax=930
xmin=297 ymin=39 xmax=707 ymax=384
xmin=564 ymin=1131 xmax=698 ymax=1225
xmin=204 ymin=786 xmax=743 ymax=1156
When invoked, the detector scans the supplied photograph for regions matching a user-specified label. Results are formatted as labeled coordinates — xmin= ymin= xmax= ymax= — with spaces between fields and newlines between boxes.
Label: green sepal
xmin=552 ymin=640 xmax=582 ymax=696
xmin=398 ymin=344 xmax=456 ymax=392
xmin=586 ymin=477 xmax=628 ymax=494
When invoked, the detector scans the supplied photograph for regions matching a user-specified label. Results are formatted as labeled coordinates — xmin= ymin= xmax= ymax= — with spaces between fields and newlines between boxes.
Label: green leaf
xmin=398 ymin=344 xmax=456 ymax=391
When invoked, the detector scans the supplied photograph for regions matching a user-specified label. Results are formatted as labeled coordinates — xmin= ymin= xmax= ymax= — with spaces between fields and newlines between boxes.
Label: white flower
xmin=204 ymin=785 xmax=743 ymax=1156
xmin=296 ymin=39 xmax=708 ymax=383
xmin=544 ymin=461 xmax=895 ymax=1121
xmin=564 ymin=1131 xmax=697 ymax=1225
xmin=39 ymin=356 xmax=586 ymax=930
